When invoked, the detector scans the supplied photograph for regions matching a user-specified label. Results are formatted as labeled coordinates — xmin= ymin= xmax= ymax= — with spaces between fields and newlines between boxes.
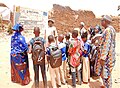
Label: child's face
xmin=48 ymin=21 xmax=53 ymax=27
xmin=82 ymin=37 xmax=87 ymax=42
xmin=58 ymin=36 xmax=63 ymax=42
xmin=34 ymin=30 xmax=40 ymax=37
xmin=72 ymin=34 xmax=77 ymax=38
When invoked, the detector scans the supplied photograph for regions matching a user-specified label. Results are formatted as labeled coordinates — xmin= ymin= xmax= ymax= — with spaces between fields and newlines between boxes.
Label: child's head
xmin=48 ymin=35 xmax=55 ymax=43
xmin=81 ymin=32 xmax=88 ymax=42
xmin=72 ymin=30 xmax=78 ymax=38
xmin=48 ymin=19 xmax=54 ymax=27
xmin=58 ymin=34 xmax=64 ymax=42
xmin=65 ymin=33 xmax=70 ymax=40
xmin=33 ymin=27 xmax=40 ymax=37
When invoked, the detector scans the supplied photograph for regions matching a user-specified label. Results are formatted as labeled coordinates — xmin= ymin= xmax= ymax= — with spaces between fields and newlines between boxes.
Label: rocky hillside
xmin=49 ymin=4 xmax=120 ymax=33
xmin=0 ymin=4 xmax=119 ymax=33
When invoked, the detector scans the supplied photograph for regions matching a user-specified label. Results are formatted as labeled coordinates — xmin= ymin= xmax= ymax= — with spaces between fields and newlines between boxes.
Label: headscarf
xmin=95 ymin=25 xmax=102 ymax=34
xmin=103 ymin=15 xmax=112 ymax=22
xmin=12 ymin=23 xmax=23 ymax=31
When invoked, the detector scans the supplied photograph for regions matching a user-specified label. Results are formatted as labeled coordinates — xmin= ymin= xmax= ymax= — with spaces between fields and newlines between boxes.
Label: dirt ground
xmin=0 ymin=31 xmax=120 ymax=88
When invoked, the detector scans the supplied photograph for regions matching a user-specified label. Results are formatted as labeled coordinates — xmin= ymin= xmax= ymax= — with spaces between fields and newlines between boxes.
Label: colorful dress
xmin=10 ymin=32 xmax=30 ymax=85
xmin=68 ymin=38 xmax=82 ymax=86
xmin=95 ymin=25 xmax=116 ymax=88
xmin=90 ymin=34 xmax=102 ymax=77
xmin=68 ymin=38 xmax=82 ymax=68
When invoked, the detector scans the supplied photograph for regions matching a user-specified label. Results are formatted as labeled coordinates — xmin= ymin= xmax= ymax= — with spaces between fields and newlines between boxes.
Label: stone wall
xmin=49 ymin=4 xmax=120 ymax=33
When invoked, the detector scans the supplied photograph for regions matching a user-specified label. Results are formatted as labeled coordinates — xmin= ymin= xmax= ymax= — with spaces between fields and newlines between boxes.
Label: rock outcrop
xmin=49 ymin=4 xmax=120 ymax=33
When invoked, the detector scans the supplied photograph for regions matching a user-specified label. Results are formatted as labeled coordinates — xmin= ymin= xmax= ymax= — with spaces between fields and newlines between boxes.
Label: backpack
xmin=49 ymin=45 xmax=62 ymax=68
xmin=65 ymin=41 xmax=70 ymax=58
xmin=32 ymin=37 xmax=45 ymax=65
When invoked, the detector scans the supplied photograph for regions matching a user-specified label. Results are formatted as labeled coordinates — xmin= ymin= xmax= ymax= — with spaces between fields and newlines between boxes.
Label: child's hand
xmin=28 ymin=50 xmax=32 ymax=54
xmin=83 ymin=50 xmax=87 ymax=54
xmin=12 ymin=54 xmax=16 ymax=57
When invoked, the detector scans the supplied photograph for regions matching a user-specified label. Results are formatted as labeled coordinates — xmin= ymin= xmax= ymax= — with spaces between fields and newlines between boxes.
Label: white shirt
xmin=45 ymin=26 xmax=58 ymax=41
xmin=80 ymin=27 xmax=87 ymax=35
xmin=47 ymin=26 xmax=57 ymax=36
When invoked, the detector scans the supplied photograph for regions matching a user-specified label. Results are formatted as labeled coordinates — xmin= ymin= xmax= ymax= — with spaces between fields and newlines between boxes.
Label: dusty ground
xmin=0 ymin=31 xmax=120 ymax=88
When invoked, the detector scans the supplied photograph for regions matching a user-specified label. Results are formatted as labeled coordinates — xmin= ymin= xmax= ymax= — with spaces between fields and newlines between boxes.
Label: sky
xmin=0 ymin=0 xmax=120 ymax=17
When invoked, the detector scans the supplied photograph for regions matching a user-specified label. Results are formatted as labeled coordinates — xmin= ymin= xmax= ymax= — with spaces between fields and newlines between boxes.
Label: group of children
xmin=28 ymin=25 xmax=102 ymax=88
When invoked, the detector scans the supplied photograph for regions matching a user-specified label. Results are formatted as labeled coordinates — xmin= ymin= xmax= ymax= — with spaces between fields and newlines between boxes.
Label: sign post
xmin=14 ymin=6 xmax=48 ymax=37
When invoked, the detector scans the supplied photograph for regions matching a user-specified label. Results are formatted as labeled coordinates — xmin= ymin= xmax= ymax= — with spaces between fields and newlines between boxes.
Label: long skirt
xmin=10 ymin=52 xmax=30 ymax=85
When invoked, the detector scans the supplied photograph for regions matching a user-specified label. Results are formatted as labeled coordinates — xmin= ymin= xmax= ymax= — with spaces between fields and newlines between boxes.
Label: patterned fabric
xmin=102 ymin=73 xmax=112 ymax=88
xmin=10 ymin=32 xmax=30 ymax=85
xmin=11 ymin=32 xmax=28 ymax=55
xmin=90 ymin=34 xmax=102 ymax=65
xmin=95 ymin=25 xmax=116 ymax=88
xmin=68 ymin=38 xmax=82 ymax=67
xmin=58 ymin=42 xmax=66 ymax=61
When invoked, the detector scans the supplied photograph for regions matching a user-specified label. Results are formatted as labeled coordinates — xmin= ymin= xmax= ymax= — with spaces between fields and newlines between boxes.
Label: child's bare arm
xmin=28 ymin=45 xmax=32 ymax=54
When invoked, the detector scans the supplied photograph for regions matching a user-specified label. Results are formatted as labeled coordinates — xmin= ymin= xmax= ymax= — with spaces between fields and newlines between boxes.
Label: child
xmin=65 ymin=33 xmax=71 ymax=78
xmin=65 ymin=33 xmax=70 ymax=59
xmin=46 ymin=35 xmax=61 ymax=88
xmin=68 ymin=30 xmax=82 ymax=88
xmin=29 ymin=27 xmax=47 ymax=88
xmin=81 ymin=32 xmax=90 ymax=84
xmin=58 ymin=34 xmax=67 ymax=85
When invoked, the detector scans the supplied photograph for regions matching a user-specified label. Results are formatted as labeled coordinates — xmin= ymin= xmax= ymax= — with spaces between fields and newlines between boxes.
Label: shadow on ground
xmin=89 ymin=80 xmax=102 ymax=88
xmin=31 ymin=81 xmax=52 ymax=88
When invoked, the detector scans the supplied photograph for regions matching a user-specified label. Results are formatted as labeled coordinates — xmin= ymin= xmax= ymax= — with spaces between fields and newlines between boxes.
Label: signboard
xmin=14 ymin=6 xmax=48 ymax=37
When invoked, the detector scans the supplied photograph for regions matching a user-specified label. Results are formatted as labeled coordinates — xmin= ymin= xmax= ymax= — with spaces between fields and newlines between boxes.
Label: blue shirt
xmin=29 ymin=37 xmax=45 ymax=47
xmin=82 ymin=41 xmax=91 ymax=57
xmin=46 ymin=43 xmax=56 ymax=55
xmin=58 ymin=42 xmax=66 ymax=61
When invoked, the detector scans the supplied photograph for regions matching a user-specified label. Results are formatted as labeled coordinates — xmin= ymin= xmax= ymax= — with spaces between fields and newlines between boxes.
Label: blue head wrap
xmin=12 ymin=23 xmax=23 ymax=31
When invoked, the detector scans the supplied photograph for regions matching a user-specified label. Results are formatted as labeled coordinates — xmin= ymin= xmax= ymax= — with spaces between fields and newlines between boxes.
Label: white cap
xmin=80 ymin=22 xmax=85 ymax=26
xmin=48 ymin=19 xmax=55 ymax=23
xmin=103 ymin=15 xmax=112 ymax=22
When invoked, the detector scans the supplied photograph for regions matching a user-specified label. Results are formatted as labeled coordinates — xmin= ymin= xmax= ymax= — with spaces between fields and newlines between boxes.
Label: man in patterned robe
xmin=95 ymin=15 xmax=116 ymax=88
